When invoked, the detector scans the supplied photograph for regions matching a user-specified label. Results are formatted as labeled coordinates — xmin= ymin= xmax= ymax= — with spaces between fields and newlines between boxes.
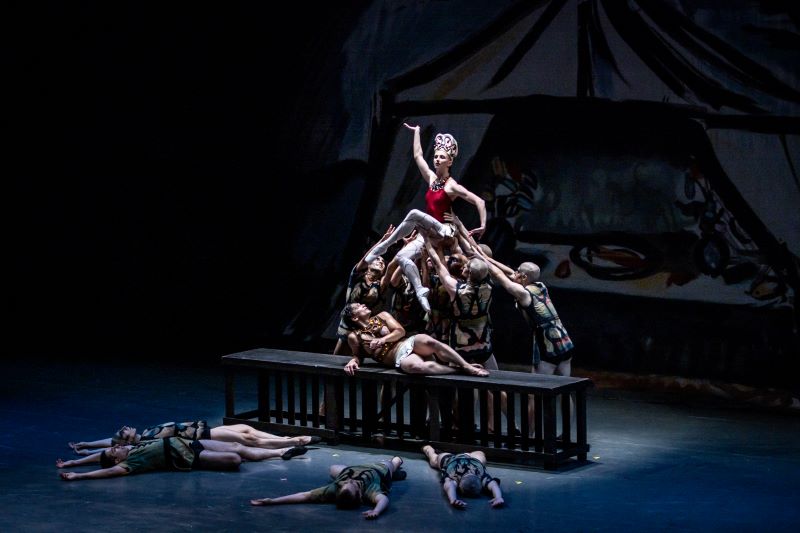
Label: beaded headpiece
xmin=434 ymin=133 xmax=458 ymax=159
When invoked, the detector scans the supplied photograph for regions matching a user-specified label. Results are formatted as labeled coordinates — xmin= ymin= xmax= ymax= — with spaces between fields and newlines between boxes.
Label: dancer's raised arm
xmin=403 ymin=123 xmax=435 ymax=185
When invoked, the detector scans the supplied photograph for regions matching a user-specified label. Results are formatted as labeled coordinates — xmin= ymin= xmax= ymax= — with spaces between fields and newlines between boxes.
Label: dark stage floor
xmin=2 ymin=357 xmax=799 ymax=532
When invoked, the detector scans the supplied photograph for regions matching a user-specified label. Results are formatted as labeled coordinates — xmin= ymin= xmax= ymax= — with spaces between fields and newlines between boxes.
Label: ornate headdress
xmin=434 ymin=133 xmax=458 ymax=159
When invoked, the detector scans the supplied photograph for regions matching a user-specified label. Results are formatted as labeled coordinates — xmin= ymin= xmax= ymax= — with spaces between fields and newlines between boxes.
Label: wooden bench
xmin=222 ymin=348 xmax=593 ymax=469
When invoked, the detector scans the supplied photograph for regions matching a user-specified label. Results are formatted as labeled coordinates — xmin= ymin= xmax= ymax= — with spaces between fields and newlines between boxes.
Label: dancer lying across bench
xmin=250 ymin=456 xmax=406 ymax=520
xmin=340 ymin=302 xmax=489 ymax=377
xmin=59 ymin=436 xmax=310 ymax=481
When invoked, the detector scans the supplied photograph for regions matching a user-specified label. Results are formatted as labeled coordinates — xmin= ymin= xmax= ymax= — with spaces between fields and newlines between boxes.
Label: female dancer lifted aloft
xmin=366 ymin=123 xmax=486 ymax=314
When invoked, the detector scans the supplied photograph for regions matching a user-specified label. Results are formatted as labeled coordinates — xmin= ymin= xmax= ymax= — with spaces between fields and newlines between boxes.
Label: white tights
xmin=366 ymin=209 xmax=454 ymax=313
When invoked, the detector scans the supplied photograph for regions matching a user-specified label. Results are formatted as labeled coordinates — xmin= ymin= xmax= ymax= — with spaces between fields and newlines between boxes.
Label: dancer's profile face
xmin=351 ymin=303 xmax=371 ymax=320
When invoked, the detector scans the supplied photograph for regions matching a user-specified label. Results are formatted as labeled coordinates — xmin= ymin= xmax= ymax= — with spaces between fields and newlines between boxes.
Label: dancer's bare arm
xmin=445 ymin=180 xmax=486 ymax=239
xmin=57 ymin=453 xmax=102 ymax=468
xmin=403 ymin=123 xmax=436 ymax=185
xmin=423 ymin=240 xmax=457 ymax=300
xmin=363 ymin=494 xmax=389 ymax=519
xmin=70 ymin=438 xmax=112 ymax=452
xmin=357 ymin=224 xmax=396 ymax=271
xmin=60 ymin=465 xmax=127 ymax=481
xmin=487 ymin=480 xmax=504 ymax=508
xmin=250 ymin=491 xmax=314 ymax=506
xmin=474 ymin=248 xmax=531 ymax=307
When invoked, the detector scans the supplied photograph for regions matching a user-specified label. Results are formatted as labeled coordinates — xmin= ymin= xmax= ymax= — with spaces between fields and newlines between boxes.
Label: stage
xmin=2 ymin=356 xmax=799 ymax=532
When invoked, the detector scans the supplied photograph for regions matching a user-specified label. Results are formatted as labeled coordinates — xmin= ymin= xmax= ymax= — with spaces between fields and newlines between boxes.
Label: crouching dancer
xmin=422 ymin=445 xmax=504 ymax=509
xmin=250 ymin=456 xmax=406 ymax=520
xmin=58 ymin=437 xmax=309 ymax=480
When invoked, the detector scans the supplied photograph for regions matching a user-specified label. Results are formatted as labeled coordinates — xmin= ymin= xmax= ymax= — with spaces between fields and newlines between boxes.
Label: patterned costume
xmin=118 ymin=437 xmax=198 ymax=474
xmin=355 ymin=316 xmax=398 ymax=366
xmin=390 ymin=274 xmax=427 ymax=335
xmin=425 ymin=272 xmax=452 ymax=345
xmin=450 ymin=280 xmax=494 ymax=364
xmin=438 ymin=453 xmax=499 ymax=492
xmin=518 ymin=282 xmax=574 ymax=365
xmin=140 ymin=421 xmax=210 ymax=441
xmin=336 ymin=265 xmax=385 ymax=339
xmin=308 ymin=463 xmax=393 ymax=505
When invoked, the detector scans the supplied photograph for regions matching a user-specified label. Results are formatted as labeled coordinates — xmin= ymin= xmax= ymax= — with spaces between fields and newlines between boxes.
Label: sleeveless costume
xmin=140 ymin=421 xmax=211 ymax=441
xmin=438 ymin=453 xmax=500 ymax=492
xmin=308 ymin=462 xmax=393 ymax=505
xmin=336 ymin=265 xmax=384 ymax=339
xmin=518 ymin=282 xmax=574 ymax=365
xmin=425 ymin=271 xmax=452 ymax=345
xmin=450 ymin=279 xmax=494 ymax=364
xmin=390 ymin=274 xmax=427 ymax=335
xmin=425 ymin=177 xmax=453 ymax=222
xmin=118 ymin=437 xmax=199 ymax=474
xmin=355 ymin=316 xmax=398 ymax=366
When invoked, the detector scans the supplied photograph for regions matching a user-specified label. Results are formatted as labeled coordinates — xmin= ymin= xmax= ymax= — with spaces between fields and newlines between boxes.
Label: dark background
xmin=8 ymin=3 xmax=371 ymax=360
xmin=7 ymin=3 xmax=799 ymax=394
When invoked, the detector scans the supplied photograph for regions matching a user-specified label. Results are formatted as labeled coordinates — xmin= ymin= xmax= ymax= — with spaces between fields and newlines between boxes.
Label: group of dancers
xmin=335 ymin=123 xmax=574 ymax=383
xmin=58 ymin=420 xmax=502 ymax=518
xmin=55 ymin=123 xmax=573 ymax=518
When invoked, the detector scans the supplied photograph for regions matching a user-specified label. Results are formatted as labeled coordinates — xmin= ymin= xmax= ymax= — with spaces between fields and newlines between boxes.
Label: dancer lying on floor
xmin=59 ymin=437 xmax=310 ymax=480
xmin=67 ymin=420 xmax=321 ymax=458
xmin=339 ymin=302 xmax=489 ymax=377
xmin=250 ymin=456 xmax=406 ymax=520
xmin=422 ymin=445 xmax=504 ymax=509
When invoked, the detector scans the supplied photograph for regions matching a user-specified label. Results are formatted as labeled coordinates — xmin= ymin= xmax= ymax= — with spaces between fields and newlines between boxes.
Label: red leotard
xmin=425 ymin=178 xmax=452 ymax=222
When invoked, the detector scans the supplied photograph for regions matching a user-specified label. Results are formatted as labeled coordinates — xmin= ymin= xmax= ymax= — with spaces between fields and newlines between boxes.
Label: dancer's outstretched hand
xmin=380 ymin=224 xmax=395 ymax=241
xmin=450 ymin=498 xmax=467 ymax=509
xmin=469 ymin=226 xmax=485 ymax=240
xmin=363 ymin=509 xmax=381 ymax=519
xmin=403 ymin=122 xmax=420 ymax=131
xmin=490 ymin=496 xmax=505 ymax=508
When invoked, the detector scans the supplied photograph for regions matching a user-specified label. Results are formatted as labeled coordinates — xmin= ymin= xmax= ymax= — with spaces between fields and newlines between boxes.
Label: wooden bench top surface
xmin=222 ymin=348 xmax=592 ymax=393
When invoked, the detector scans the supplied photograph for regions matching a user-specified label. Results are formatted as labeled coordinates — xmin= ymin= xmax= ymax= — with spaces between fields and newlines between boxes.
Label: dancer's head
xmin=515 ymin=262 xmax=541 ymax=285
xmin=112 ymin=425 xmax=137 ymax=445
xmin=458 ymin=473 xmax=483 ymax=497
xmin=433 ymin=133 xmax=458 ymax=174
xmin=335 ymin=480 xmax=362 ymax=509
xmin=342 ymin=303 xmax=371 ymax=329
xmin=366 ymin=257 xmax=385 ymax=280
xmin=447 ymin=253 xmax=468 ymax=278
xmin=99 ymin=444 xmax=130 ymax=468
xmin=462 ymin=257 xmax=489 ymax=284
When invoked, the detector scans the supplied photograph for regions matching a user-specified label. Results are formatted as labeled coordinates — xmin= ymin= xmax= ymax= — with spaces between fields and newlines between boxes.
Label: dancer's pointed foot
xmin=416 ymin=287 xmax=431 ymax=313
xmin=281 ymin=446 xmax=309 ymax=460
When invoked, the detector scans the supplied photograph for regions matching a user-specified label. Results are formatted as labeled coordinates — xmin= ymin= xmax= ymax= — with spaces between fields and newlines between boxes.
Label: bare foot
xmin=465 ymin=364 xmax=489 ymax=377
